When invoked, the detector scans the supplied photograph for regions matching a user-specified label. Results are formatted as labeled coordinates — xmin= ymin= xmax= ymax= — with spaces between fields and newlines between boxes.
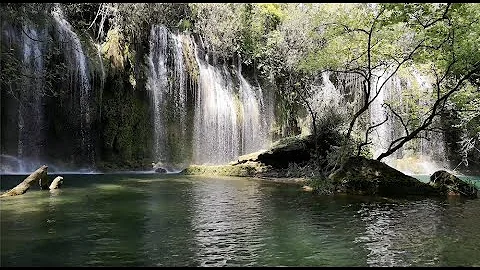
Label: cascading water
xmin=147 ymin=25 xmax=192 ymax=170
xmin=0 ymin=21 xmax=50 ymax=173
xmin=308 ymin=71 xmax=345 ymax=125
xmin=192 ymin=37 xmax=272 ymax=165
xmin=147 ymin=25 xmax=272 ymax=167
xmin=16 ymin=25 xmax=47 ymax=172
xmin=369 ymin=70 xmax=396 ymax=160
xmin=95 ymin=42 xmax=105 ymax=119
xmin=238 ymin=62 xmax=269 ymax=155
xmin=368 ymin=68 xmax=448 ymax=174
xmin=192 ymin=45 xmax=240 ymax=164
xmin=52 ymin=6 xmax=95 ymax=167
xmin=305 ymin=68 xmax=449 ymax=175
xmin=148 ymin=25 xmax=169 ymax=165
xmin=332 ymin=71 xmax=367 ymax=134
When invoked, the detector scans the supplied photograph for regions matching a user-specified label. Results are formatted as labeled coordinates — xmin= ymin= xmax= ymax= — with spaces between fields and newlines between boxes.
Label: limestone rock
xmin=49 ymin=176 xmax=64 ymax=190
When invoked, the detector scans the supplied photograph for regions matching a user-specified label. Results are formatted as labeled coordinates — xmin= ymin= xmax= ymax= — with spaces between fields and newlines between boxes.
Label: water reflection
xmin=354 ymin=199 xmax=467 ymax=266
xmin=139 ymin=176 xmax=198 ymax=266
xmin=190 ymin=177 xmax=266 ymax=266
xmin=2 ymin=174 xmax=480 ymax=266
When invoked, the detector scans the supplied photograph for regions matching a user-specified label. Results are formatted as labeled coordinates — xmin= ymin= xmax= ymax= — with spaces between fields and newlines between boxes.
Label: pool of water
xmin=1 ymin=173 xmax=480 ymax=266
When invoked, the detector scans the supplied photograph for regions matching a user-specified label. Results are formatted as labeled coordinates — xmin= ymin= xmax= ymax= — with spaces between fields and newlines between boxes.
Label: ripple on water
xmin=2 ymin=175 xmax=480 ymax=266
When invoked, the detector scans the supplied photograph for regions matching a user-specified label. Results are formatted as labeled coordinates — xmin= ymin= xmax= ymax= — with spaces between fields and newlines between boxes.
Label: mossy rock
xmin=329 ymin=156 xmax=439 ymax=197
xmin=181 ymin=161 xmax=269 ymax=177
xmin=430 ymin=170 xmax=478 ymax=199
xmin=256 ymin=135 xmax=314 ymax=168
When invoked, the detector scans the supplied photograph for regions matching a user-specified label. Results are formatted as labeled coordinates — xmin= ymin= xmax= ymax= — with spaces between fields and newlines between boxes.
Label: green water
xmin=1 ymin=173 xmax=480 ymax=267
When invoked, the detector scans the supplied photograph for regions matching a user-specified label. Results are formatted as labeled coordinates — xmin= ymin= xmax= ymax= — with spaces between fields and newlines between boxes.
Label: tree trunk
xmin=0 ymin=165 xmax=49 ymax=197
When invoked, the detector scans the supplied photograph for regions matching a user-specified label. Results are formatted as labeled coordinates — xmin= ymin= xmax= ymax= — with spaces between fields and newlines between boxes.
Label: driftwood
xmin=1 ymin=165 xmax=49 ymax=197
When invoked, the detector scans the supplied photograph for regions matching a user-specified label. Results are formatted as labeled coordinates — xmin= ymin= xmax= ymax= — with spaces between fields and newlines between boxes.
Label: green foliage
xmin=190 ymin=3 xmax=290 ymax=76
xmin=189 ymin=3 xmax=243 ymax=59
xmin=110 ymin=3 xmax=192 ymax=46
xmin=304 ymin=176 xmax=335 ymax=195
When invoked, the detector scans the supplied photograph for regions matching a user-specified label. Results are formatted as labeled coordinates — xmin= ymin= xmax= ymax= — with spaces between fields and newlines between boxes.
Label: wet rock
xmin=155 ymin=167 xmax=167 ymax=173
xmin=49 ymin=176 xmax=64 ymax=189
xmin=429 ymin=170 xmax=478 ymax=199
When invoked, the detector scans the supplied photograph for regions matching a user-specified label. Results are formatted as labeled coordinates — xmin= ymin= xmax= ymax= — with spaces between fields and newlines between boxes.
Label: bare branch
xmin=384 ymin=102 xmax=409 ymax=135
xmin=421 ymin=3 xmax=451 ymax=29
xmin=376 ymin=60 xmax=480 ymax=160
xmin=357 ymin=115 xmax=389 ymax=156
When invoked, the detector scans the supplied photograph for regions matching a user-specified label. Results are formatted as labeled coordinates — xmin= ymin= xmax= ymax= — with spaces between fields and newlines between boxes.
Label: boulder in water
xmin=329 ymin=156 xmax=439 ymax=197
xmin=49 ymin=176 xmax=64 ymax=189
xmin=256 ymin=135 xmax=313 ymax=168
xmin=429 ymin=170 xmax=478 ymax=199
xmin=155 ymin=167 xmax=167 ymax=173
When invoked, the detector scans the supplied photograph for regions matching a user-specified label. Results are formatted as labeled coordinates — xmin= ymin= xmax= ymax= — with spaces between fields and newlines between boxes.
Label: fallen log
xmin=0 ymin=165 xmax=49 ymax=197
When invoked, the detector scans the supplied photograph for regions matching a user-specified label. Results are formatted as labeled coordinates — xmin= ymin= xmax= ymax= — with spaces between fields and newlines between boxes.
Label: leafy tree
xmin=295 ymin=3 xmax=480 ymax=165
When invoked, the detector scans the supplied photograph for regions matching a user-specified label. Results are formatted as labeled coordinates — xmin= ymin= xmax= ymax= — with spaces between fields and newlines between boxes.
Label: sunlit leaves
xmin=190 ymin=3 xmax=243 ymax=58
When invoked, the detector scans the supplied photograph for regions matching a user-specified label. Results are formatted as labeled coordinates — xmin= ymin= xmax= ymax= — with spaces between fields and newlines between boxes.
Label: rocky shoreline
xmin=180 ymin=136 xmax=478 ymax=199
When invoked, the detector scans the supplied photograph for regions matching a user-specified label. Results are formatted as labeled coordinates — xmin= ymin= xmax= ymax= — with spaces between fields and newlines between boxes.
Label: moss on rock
xmin=181 ymin=161 xmax=269 ymax=177
xmin=430 ymin=170 xmax=478 ymax=198
xmin=329 ymin=156 xmax=439 ymax=197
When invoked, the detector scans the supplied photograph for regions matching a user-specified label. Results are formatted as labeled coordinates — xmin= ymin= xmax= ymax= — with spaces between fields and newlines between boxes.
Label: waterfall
xmin=52 ymin=6 xmax=95 ymax=167
xmin=147 ymin=25 xmax=191 ymax=170
xmin=95 ymin=42 xmax=105 ymax=119
xmin=15 ymin=24 xmax=47 ymax=172
xmin=369 ymin=70 xmax=397 ymax=160
xmin=303 ymin=68 xmax=448 ymax=175
xmin=368 ymin=68 xmax=448 ymax=174
xmin=147 ymin=25 xmax=272 ymax=167
xmin=192 ymin=44 xmax=240 ymax=164
xmin=238 ymin=62 xmax=269 ymax=155
xmin=308 ymin=71 xmax=345 ymax=125
xmin=148 ymin=25 xmax=169 ymax=164
xmin=192 ymin=38 xmax=271 ymax=164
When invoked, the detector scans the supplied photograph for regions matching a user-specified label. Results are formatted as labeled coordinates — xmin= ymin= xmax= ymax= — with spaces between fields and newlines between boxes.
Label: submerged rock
xmin=155 ymin=167 xmax=167 ymax=173
xmin=329 ymin=156 xmax=438 ymax=197
xmin=429 ymin=170 xmax=478 ymax=199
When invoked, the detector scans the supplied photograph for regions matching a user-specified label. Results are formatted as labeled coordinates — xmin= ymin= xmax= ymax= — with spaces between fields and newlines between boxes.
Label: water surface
xmin=1 ymin=173 xmax=480 ymax=267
